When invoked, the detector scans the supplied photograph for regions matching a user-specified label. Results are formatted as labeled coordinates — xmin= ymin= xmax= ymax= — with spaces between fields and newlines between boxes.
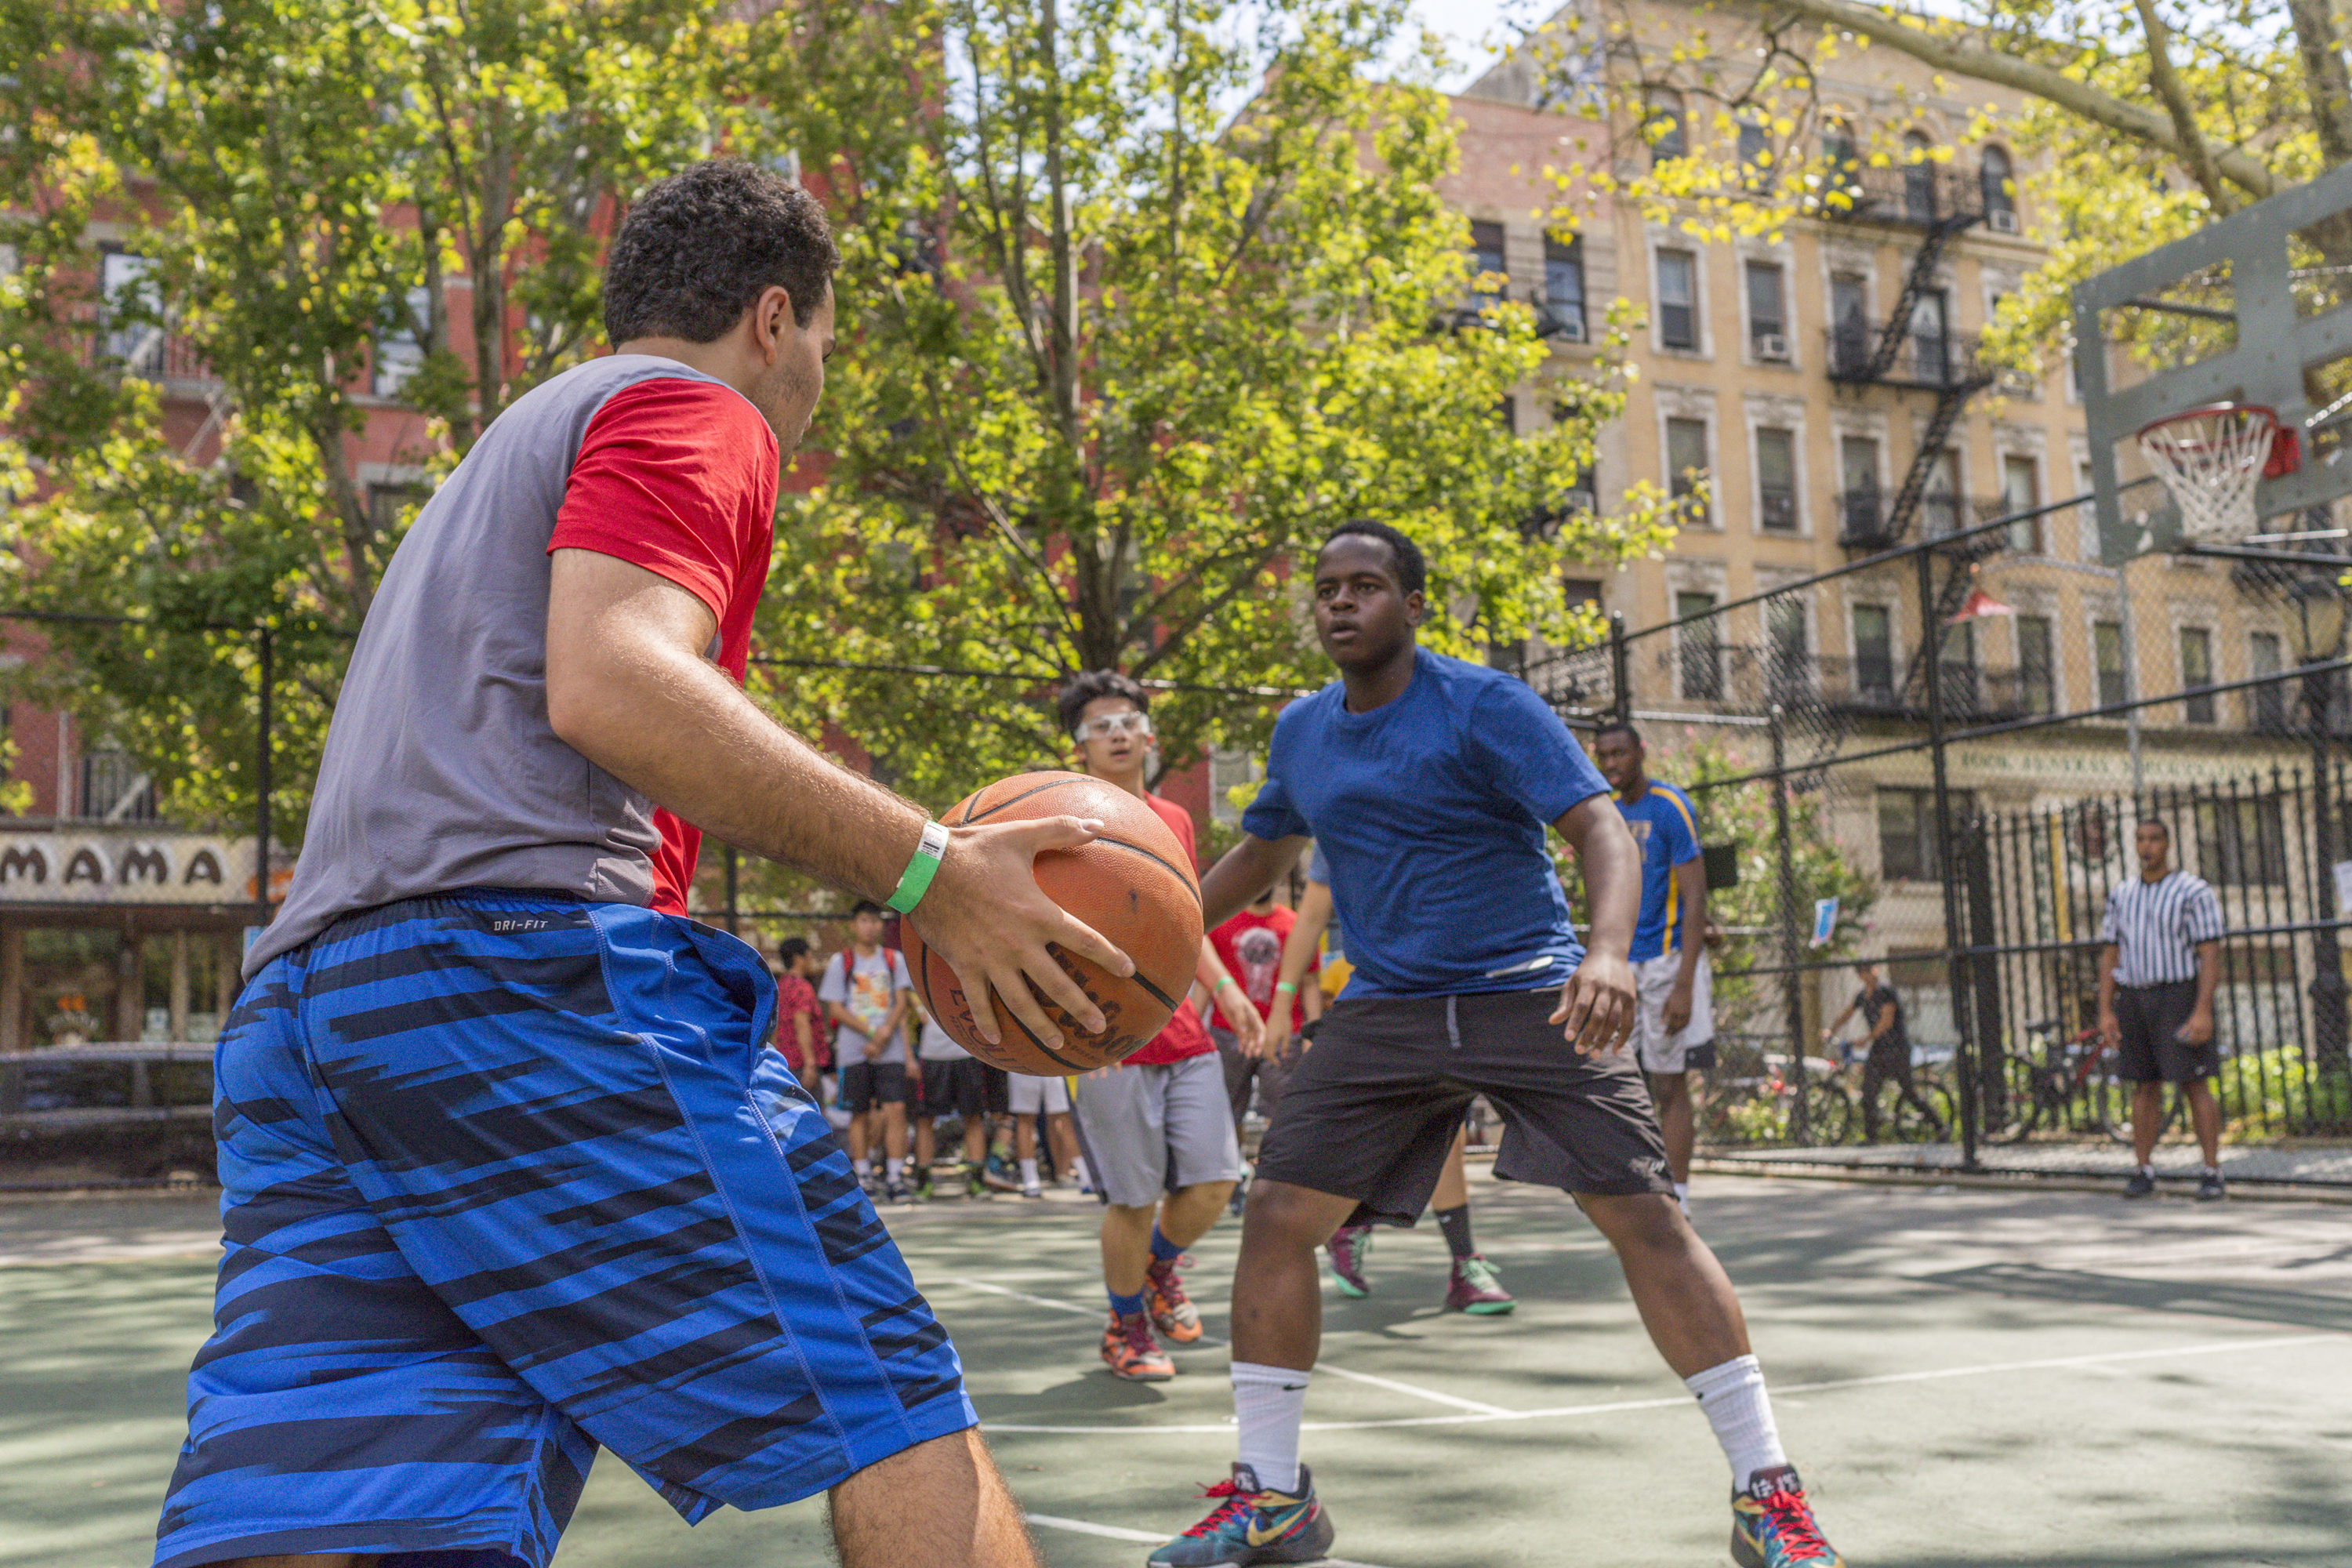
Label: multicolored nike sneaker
xmin=1101 ymin=1310 xmax=1174 ymax=1381
xmin=1443 ymin=1253 xmax=1516 ymax=1315
xmin=1146 ymin=1462 xmax=1335 ymax=1566
xmin=1146 ymin=1254 xmax=1203 ymax=1344
xmin=1731 ymin=1465 xmax=1843 ymax=1567
xmin=1326 ymin=1223 xmax=1373 ymax=1298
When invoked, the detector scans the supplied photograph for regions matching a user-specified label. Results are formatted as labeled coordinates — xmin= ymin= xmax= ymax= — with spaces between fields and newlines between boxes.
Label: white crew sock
xmin=1071 ymin=1156 xmax=1091 ymax=1187
xmin=1231 ymin=1361 xmax=1311 ymax=1494
xmin=1018 ymin=1157 xmax=1040 ymax=1188
xmin=1685 ymin=1354 xmax=1788 ymax=1485
xmin=853 ymin=1158 xmax=873 ymax=1181
xmin=884 ymin=1158 xmax=903 ymax=1184
xmin=1673 ymin=1181 xmax=1691 ymax=1218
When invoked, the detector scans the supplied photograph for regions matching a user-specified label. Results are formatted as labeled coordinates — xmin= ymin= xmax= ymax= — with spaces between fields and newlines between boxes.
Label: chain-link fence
xmin=1522 ymin=490 xmax=2352 ymax=1186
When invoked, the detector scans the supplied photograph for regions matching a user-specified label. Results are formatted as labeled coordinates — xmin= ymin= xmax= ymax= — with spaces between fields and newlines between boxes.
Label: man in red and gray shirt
xmin=1058 ymin=671 xmax=1262 ymax=1383
xmin=158 ymin=162 xmax=1121 ymax=1568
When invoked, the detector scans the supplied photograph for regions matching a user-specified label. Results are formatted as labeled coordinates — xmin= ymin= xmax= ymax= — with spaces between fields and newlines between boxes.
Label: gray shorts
xmin=1070 ymin=1051 xmax=1243 ymax=1208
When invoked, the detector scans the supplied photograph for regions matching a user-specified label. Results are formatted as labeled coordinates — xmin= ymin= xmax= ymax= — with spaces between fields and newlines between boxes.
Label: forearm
xmin=2193 ymin=942 xmax=2220 ymax=1012
xmin=1274 ymin=886 xmax=1330 ymax=996
xmin=1196 ymin=936 xmax=1238 ymax=995
xmin=1556 ymin=797 xmax=1639 ymax=960
xmin=2097 ymin=948 xmax=2119 ymax=1014
xmin=546 ymin=551 xmax=927 ymax=900
xmin=1673 ymin=869 xmax=1706 ymax=985
xmin=1199 ymin=833 xmax=1308 ymax=930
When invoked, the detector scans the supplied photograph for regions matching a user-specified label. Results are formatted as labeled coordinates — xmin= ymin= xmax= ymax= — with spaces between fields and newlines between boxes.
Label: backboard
xmin=2074 ymin=162 xmax=2352 ymax=565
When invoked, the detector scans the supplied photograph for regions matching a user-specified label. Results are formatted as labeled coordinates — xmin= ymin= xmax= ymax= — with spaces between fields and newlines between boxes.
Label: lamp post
xmin=2285 ymin=575 xmax=2351 ymax=1091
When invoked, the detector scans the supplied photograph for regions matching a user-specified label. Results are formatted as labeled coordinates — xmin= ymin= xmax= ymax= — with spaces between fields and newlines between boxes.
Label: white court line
xmin=1024 ymin=1512 xmax=1403 ymax=1568
xmin=1312 ymin=1360 xmax=1511 ymax=1415
xmin=949 ymin=1278 xmax=1100 ymax=1318
xmin=983 ymin=1330 xmax=2345 ymax=1435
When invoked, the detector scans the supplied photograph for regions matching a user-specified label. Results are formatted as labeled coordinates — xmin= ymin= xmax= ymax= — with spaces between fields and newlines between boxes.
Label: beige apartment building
xmin=1436 ymin=1 xmax=2328 ymax=930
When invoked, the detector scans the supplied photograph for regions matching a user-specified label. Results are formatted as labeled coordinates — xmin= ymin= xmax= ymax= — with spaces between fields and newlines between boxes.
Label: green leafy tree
xmin=744 ymin=0 xmax=1675 ymax=813
xmin=0 ymin=0 xmax=742 ymax=838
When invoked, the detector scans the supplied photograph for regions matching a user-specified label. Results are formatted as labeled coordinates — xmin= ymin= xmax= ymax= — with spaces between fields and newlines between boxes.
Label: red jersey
xmin=773 ymin=971 xmax=828 ymax=1076
xmin=1123 ymin=791 xmax=1215 ymax=1065
xmin=1210 ymin=906 xmax=1317 ymax=1033
xmin=546 ymin=379 xmax=779 ymax=913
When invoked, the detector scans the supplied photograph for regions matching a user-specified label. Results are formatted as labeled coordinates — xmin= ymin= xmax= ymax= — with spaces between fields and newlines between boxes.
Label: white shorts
xmin=1631 ymin=949 xmax=1715 ymax=1076
xmin=1007 ymin=1072 xmax=1070 ymax=1114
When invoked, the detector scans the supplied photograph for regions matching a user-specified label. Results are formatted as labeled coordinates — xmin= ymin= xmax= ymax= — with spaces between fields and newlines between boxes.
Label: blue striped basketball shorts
xmin=154 ymin=891 xmax=975 ymax=1568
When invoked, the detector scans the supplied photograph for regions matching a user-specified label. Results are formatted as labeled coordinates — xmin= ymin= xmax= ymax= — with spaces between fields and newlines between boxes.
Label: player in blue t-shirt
xmin=1592 ymin=720 xmax=1714 ymax=1218
xmin=1149 ymin=521 xmax=1843 ymax=1568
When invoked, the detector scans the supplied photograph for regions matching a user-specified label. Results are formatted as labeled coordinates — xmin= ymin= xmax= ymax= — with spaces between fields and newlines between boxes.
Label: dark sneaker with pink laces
xmin=1730 ymin=1465 xmax=1844 ymax=1567
xmin=1443 ymin=1254 xmax=1515 ymax=1314
xmin=1146 ymin=1462 xmax=1334 ymax=1566
xmin=1326 ymin=1223 xmax=1373 ymax=1298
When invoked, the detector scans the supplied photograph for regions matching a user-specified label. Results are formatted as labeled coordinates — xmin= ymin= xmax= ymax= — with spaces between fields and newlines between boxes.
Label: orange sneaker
xmin=1146 ymin=1254 xmax=1203 ymax=1344
xmin=1101 ymin=1310 xmax=1175 ymax=1381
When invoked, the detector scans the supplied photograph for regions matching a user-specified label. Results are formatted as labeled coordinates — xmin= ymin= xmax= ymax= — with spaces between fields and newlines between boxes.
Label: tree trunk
xmin=2287 ymin=0 xmax=2352 ymax=169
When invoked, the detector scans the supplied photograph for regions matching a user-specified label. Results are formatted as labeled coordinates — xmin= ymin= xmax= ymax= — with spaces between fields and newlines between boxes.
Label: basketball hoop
xmin=2136 ymin=402 xmax=2300 ymax=543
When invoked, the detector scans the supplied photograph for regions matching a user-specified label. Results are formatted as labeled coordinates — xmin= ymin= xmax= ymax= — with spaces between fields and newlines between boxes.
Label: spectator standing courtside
xmin=1590 ymin=721 xmax=1712 ymax=1218
xmin=1209 ymin=882 xmax=1322 ymax=1151
xmin=910 ymin=987 xmax=995 ymax=1201
xmin=822 ymin=899 xmax=916 ymax=1200
xmin=2097 ymin=818 xmax=2227 ymax=1200
xmin=1822 ymin=959 xmax=1945 ymax=1142
xmin=773 ymin=935 xmax=829 ymax=1085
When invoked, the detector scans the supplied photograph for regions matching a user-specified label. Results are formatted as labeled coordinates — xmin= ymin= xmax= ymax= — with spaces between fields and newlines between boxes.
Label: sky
xmin=1403 ymin=0 xmax=1527 ymax=88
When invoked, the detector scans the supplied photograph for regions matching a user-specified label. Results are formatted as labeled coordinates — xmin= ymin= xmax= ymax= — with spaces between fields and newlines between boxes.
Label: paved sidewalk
xmin=1708 ymin=1138 xmax=2352 ymax=1187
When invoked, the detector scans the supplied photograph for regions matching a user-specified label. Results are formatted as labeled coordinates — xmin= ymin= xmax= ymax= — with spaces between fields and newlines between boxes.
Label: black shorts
xmin=2115 ymin=980 xmax=2216 ymax=1083
xmin=840 ymin=1059 xmax=909 ymax=1110
xmin=919 ymin=1057 xmax=990 ymax=1118
xmin=1256 ymin=988 xmax=1674 ymax=1225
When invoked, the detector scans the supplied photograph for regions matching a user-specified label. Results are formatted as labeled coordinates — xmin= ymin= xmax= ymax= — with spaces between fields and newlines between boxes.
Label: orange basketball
xmin=901 ymin=771 xmax=1202 ymax=1076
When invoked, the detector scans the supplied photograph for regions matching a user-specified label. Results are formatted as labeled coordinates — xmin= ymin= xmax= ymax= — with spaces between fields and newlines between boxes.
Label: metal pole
xmin=1769 ymin=706 xmax=1808 ymax=1138
xmin=253 ymin=624 xmax=274 ymax=928
xmin=2307 ymin=667 xmax=2350 ymax=1091
xmin=1918 ymin=545 xmax=1980 ymax=1168
xmin=1610 ymin=611 xmax=1632 ymax=722
xmin=2118 ymin=556 xmax=2144 ymax=802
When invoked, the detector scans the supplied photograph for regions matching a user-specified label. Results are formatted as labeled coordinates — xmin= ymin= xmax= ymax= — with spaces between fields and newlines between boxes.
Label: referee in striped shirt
xmin=2096 ymin=818 xmax=2227 ymax=1200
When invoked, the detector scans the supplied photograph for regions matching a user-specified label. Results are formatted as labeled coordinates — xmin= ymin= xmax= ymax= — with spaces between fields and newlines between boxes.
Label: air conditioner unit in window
xmin=1755 ymin=332 xmax=1791 ymax=361
xmin=1987 ymin=208 xmax=2020 ymax=234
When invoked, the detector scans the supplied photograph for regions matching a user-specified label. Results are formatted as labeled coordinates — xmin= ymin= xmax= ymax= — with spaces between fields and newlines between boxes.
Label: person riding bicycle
xmin=1822 ymin=959 xmax=1944 ymax=1142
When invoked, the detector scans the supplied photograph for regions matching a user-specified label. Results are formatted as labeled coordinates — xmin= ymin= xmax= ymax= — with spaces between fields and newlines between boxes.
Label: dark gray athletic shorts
xmin=1255 ymin=987 xmax=1674 ymax=1226
xmin=2114 ymin=979 xmax=2216 ymax=1083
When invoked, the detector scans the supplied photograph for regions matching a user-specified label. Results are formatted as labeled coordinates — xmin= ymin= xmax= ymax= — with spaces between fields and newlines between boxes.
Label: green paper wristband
xmin=887 ymin=821 xmax=950 ymax=915
xmin=1272 ymin=980 xmax=1298 ymax=996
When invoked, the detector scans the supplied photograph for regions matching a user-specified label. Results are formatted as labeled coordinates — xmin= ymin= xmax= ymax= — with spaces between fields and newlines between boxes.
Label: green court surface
xmin=3 ymin=1172 xmax=2347 ymax=1567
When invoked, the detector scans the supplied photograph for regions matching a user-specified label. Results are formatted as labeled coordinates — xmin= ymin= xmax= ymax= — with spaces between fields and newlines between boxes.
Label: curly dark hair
xmin=602 ymin=161 xmax=839 ymax=345
xmin=1055 ymin=670 xmax=1150 ymax=737
xmin=1320 ymin=519 xmax=1427 ymax=596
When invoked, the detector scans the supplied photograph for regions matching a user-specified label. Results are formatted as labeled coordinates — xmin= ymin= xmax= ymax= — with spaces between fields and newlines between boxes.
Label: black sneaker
xmin=913 ymin=1174 xmax=935 ymax=1202
xmin=2196 ymin=1171 xmax=2227 ymax=1201
xmin=884 ymin=1179 xmax=909 ymax=1204
xmin=2122 ymin=1169 xmax=2158 ymax=1199
xmin=964 ymin=1164 xmax=990 ymax=1200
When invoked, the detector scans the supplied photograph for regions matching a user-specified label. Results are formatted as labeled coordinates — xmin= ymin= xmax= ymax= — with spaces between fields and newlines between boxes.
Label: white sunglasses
xmin=1073 ymin=711 xmax=1153 ymax=743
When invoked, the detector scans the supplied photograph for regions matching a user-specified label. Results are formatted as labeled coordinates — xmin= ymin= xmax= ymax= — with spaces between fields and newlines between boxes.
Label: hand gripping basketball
xmin=904 ymin=815 xmax=1135 ymax=1049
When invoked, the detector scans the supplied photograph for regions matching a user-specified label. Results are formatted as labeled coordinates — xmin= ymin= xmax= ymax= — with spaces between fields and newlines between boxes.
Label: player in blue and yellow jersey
xmin=1592 ymin=720 xmax=1713 ymax=1218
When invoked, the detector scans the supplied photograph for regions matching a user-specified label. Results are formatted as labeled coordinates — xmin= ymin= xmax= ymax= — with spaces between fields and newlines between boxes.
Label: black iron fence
xmin=1524 ymin=494 xmax=2352 ymax=1185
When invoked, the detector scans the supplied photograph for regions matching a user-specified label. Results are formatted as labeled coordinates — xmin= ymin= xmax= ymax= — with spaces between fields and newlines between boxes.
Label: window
xmin=1830 ymin=272 xmax=1870 ymax=374
xmin=1767 ymin=596 xmax=1809 ymax=697
xmin=1940 ymin=619 xmax=1981 ymax=717
xmin=2076 ymin=456 xmax=2100 ymax=557
xmin=1745 ymin=261 xmax=1787 ymax=356
xmin=2017 ymin=615 xmax=2054 ymax=715
xmin=2250 ymin=631 xmax=2288 ymax=730
xmin=1646 ymin=90 xmax=1686 ymax=162
xmin=2002 ymin=454 xmax=2042 ymax=552
xmin=1839 ymin=436 xmax=1882 ymax=537
xmin=373 ymin=286 xmax=431 ymax=399
xmin=1666 ymin=416 xmax=1710 ymax=521
xmin=100 ymin=249 xmax=163 ymax=375
xmin=79 ymin=748 xmax=158 ymax=822
xmin=1755 ymin=427 xmax=1798 ymax=531
xmin=1901 ymin=130 xmax=1937 ymax=222
xmin=1910 ymin=289 xmax=1951 ymax=383
xmin=1822 ymin=119 xmax=1860 ymax=199
xmin=2195 ymin=796 xmax=2288 ymax=886
xmin=1467 ymin=220 xmax=1506 ymax=313
xmin=1543 ymin=235 xmax=1586 ymax=339
xmin=1878 ymin=787 xmax=1976 ymax=880
xmin=1922 ymin=449 xmax=1961 ymax=538
xmin=1657 ymin=249 xmax=1698 ymax=349
xmin=2095 ymin=619 xmax=2128 ymax=708
xmin=1677 ymin=590 xmax=1722 ymax=699
xmin=1737 ymin=118 xmax=1771 ymax=188
xmin=1563 ymin=578 xmax=1603 ymax=611
xmin=1853 ymin=604 xmax=1894 ymax=701
xmin=1980 ymin=144 xmax=2016 ymax=220
xmin=367 ymin=483 xmax=430 ymax=532
xmin=2180 ymin=626 xmax=2215 ymax=724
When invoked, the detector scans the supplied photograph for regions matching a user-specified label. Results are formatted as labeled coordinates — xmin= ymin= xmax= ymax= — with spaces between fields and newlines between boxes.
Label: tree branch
xmin=2129 ymin=0 xmax=2233 ymax=211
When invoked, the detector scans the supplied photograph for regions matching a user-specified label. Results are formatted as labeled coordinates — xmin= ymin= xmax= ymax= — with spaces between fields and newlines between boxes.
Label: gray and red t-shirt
xmin=249 ymin=355 xmax=779 ymax=975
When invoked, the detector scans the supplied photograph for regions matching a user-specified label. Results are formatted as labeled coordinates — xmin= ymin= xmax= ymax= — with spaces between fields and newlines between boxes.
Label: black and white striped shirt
xmin=2100 ymin=870 xmax=2224 ymax=986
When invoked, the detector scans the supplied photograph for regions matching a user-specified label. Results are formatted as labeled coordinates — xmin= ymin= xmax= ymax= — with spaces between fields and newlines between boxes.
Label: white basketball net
xmin=2137 ymin=405 xmax=2278 ymax=542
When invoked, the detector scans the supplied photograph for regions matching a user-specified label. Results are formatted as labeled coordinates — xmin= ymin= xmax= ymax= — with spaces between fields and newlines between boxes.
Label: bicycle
xmin=1699 ymin=1052 xmax=1853 ymax=1146
xmin=1820 ymin=1029 xmax=1954 ymax=1143
xmin=1998 ymin=1018 xmax=2183 ymax=1144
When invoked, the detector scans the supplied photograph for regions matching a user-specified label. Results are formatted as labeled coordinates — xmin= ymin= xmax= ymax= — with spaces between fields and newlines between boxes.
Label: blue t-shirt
xmin=1242 ymin=648 xmax=1610 ymax=996
xmin=1615 ymin=782 xmax=1700 ymax=962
